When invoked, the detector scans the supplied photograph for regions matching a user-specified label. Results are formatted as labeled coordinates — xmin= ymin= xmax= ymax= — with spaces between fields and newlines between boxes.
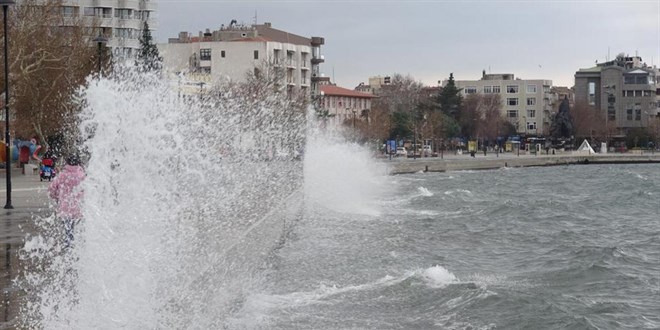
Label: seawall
xmin=386 ymin=153 xmax=660 ymax=174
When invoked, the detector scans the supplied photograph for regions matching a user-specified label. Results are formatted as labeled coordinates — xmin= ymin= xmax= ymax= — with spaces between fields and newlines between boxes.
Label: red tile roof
xmin=321 ymin=85 xmax=376 ymax=98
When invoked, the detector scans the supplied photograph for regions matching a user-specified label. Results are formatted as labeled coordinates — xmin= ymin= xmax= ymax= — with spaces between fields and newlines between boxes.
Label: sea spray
xmin=19 ymin=69 xmax=306 ymax=328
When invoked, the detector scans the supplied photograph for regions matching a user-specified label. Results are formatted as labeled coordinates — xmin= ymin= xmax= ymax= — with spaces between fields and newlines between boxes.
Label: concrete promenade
xmin=0 ymin=171 xmax=50 ymax=329
xmin=384 ymin=151 xmax=660 ymax=174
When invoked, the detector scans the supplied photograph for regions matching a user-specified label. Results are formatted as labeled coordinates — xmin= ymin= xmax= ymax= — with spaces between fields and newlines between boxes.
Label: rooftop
xmin=321 ymin=85 xmax=377 ymax=98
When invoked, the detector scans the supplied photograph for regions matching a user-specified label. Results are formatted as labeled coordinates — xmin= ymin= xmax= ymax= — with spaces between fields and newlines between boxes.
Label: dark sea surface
xmin=233 ymin=164 xmax=659 ymax=330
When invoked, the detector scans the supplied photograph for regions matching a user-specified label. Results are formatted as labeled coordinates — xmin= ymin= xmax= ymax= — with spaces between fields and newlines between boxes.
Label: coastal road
xmin=0 ymin=171 xmax=50 ymax=329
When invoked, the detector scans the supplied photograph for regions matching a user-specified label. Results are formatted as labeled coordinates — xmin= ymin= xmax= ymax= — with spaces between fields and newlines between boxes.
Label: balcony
xmin=311 ymin=54 xmax=324 ymax=65
xmin=140 ymin=0 xmax=158 ymax=11
xmin=117 ymin=0 xmax=140 ymax=9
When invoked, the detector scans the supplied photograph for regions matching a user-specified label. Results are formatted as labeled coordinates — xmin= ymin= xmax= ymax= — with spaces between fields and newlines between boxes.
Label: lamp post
xmin=352 ymin=109 xmax=356 ymax=140
xmin=93 ymin=34 xmax=108 ymax=77
xmin=3 ymin=0 xmax=14 ymax=210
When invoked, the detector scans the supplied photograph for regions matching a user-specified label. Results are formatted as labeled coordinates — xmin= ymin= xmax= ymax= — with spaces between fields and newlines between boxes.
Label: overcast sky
xmin=154 ymin=0 xmax=660 ymax=89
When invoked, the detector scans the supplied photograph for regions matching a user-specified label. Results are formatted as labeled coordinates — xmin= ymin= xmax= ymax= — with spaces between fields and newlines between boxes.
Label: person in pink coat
xmin=48 ymin=154 xmax=85 ymax=246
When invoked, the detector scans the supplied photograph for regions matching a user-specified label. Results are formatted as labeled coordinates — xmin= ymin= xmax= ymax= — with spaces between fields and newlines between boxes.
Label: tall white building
xmin=446 ymin=72 xmax=553 ymax=135
xmin=158 ymin=22 xmax=325 ymax=98
xmin=59 ymin=0 xmax=158 ymax=58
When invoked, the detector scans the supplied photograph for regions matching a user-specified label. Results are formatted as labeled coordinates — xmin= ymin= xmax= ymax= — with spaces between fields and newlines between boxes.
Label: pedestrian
xmin=48 ymin=154 xmax=85 ymax=247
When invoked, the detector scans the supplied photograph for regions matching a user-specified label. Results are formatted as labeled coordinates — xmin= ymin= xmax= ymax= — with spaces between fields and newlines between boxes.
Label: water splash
xmin=303 ymin=122 xmax=387 ymax=216
xmin=19 ymin=70 xmax=306 ymax=328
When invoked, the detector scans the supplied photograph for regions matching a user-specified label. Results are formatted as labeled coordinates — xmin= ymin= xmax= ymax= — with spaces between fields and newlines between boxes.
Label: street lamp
xmin=3 ymin=0 xmax=15 ymax=210
xmin=352 ymin=109 xmax=356 ymax=139
xmin=93 ymin=34 xmax=108 ymax=77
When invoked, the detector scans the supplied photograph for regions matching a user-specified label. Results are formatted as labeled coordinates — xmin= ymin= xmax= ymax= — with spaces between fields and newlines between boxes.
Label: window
xmin=507 ymin=98 xmax=518 ymax=106
xmin=483 ymin=86 xmax=492 ymax=94
xmin=492 ymin=86 xmax=501 ymax=93
xmin=507 ymin=110 xmax=518 ymax=118
xmin=61 ymin=6 xmax=76 ymax=17
xmin=115 ymin=8 xmax=132 ymax=19
xmin=200 ymin=49 xmax=211 ymax=61
xmin=527 ymin=109 xmax=536 ymax=118
xmin=643 ymin=90 xmax=653 ymax=97
xmin=527 ymin=97 xmax=536 ymax=106
xmin=221 ymin=50 xmax=225 ymax=58
xmin=626 ymin=104 xmax=633 ymax=120
xmin=273 ymin=49 xmax=281 ymax=64
xmin=588 ymin=82 xmax=596 ymax=106
xmin=465 ymin=86 xmax=477 ymax=94
xmin=527 ymin=85 xmax=537 ymax=93
xmin=301 ymin=53 xmax=308 ymax=67
xmin=254 ymin=50 xmax=259 ymax=60
xmin=634 ymin=103 xmax=641 ymax=120
xmin=625 ymin=75 xmax=649 ymax=85
xmin=623 ymin=90 xmax=634 ymax=97
xmin=506 ymin=85 xmax=518 ymax=93
xmin=527 ymin=122 xmax=537 ymax=130
xmin=83 ymin=7 xmax=95 ymax=16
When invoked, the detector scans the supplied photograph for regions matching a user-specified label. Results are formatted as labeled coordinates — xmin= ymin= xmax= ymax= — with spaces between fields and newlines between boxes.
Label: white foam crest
xmin=417 ymin=187 xmax=434 ymax=197
xmin=444 ymin=189 xmax=473 ymax=196
xmin=303 ymin=119 xmax=389 ymax=216
xmin=421 ymin=265 xmax=458 ymax=288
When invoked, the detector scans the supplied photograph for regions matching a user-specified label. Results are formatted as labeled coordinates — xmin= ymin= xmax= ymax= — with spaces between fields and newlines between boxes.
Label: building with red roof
xmin=320 ymin=85 xmax=377 ymax=123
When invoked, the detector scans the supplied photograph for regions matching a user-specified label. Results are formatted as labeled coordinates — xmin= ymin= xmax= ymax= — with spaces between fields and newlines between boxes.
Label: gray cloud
xmin=155 ymin=1 xmax=660 ymax=88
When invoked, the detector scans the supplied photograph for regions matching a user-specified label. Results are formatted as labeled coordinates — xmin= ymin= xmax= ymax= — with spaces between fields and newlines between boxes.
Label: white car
xmin=395 ymin=147 xmax=407 ymax=157
xmin=422 ymin=145 xmax=432 ymax=156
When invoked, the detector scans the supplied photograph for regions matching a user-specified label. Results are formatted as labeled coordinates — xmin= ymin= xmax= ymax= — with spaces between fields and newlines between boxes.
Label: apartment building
xmin=447 ymin=72 xmax=553 ymax=135
xmin=319 ymin=85 xmax=376 ymax=124
xmin=59 ymin=0 xmax=158 ymax=58
xmin=158 ymin=22 xmax=325 ymax=98
xmin=574 ymin=55 xmax=659 ymax=132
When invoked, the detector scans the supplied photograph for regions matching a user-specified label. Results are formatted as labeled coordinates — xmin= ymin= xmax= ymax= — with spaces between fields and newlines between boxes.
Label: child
xmin=48 ymin=154 xmax=85 ymax=246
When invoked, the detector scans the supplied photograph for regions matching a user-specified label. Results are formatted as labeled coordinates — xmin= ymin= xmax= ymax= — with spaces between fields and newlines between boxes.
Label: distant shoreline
xmin=385 ymin=153 xmax=660 ymax=174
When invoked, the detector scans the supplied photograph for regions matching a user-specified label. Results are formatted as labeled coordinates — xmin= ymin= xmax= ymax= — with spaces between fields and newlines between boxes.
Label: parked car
xmin=395 ymin=147 xmax=407 ymax=157
xmin=422 ymin=145 xmax=432 ymax=157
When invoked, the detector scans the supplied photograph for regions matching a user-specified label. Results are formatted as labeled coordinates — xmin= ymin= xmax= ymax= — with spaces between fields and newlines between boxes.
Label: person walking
xmin=48 ymin=154 xmax=85 ymax=247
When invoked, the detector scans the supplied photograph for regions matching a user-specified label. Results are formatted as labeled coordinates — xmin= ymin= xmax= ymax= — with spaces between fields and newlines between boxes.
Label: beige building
xmin=158 ymin=22 xmax=325 ymax=98
xmin=59 ymin=0 xmax=158 ymax=58
xmin=575 ymin=55 xmax=659 ymax=132
xmin=447 ymin=73 xmax=553 ymax=135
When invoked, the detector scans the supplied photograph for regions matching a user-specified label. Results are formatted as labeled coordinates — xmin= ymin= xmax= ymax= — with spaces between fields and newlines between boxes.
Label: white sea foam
xmin=417 ymin=187 xmax=434 ymax=197
xmin=421 ymin=265 xmax=458 ymax=288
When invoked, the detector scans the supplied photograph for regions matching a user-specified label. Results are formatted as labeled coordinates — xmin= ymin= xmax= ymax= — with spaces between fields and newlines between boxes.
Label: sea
xmin=234 ymin=163 xmax=660 ymax=330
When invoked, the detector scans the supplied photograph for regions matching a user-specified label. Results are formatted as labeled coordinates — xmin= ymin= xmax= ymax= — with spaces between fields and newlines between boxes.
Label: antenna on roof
xmin=253 ymin=10 xmax=257 ymax=25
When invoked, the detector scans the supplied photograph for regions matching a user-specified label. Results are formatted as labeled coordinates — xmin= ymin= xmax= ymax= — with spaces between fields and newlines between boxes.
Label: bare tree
xmin=571 ymin=101 xmax=606 ymax=141
xmin=2 ymin=0 xmax=98 ymax=150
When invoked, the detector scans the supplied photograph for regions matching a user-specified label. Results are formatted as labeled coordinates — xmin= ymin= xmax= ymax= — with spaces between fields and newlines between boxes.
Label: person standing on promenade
xmin=48 ymin=154 xmax=85 ymax=246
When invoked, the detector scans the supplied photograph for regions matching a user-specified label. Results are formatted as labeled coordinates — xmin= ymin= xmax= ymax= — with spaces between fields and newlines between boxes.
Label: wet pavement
xmin=0 ymin=170 xmax=50 ymax=329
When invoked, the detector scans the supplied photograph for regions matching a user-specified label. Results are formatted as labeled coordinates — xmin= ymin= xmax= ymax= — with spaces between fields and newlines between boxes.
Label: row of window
xmin=61 ymin=6 xmax=151 ymax=20
xmin=624 ymin=75 xmax=653 ymax=85
xmin=507 ymin=110 xmax=537 ymax=118
xmin=465 ymin=85 xmax=539 ymax=95
xmin=622 ymin=90 xmax=654 ymax=97
xmin=321 ymin=96 xmax=369 ymax=110
xmin=506 ymin=97 xmax=537 ymax=106
xmin=114 ymin=28 xmax=140 ymax=39
xmin=198 ymin=49 xmax=309 ymax=68
xmin=626 ymin=104 xmax=643 ymax=120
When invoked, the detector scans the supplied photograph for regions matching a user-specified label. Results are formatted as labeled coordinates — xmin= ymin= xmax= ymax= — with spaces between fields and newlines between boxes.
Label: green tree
xmin=437 ymin=73 xmax=462 ymax=119
xmin=390 ymin=111 xmax=413 ymax=139
xmin=136 ymin=20 xmax=162 ymax=72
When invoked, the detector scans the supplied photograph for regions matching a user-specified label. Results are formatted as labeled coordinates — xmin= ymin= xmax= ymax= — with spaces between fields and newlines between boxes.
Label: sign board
xmin=468 ymin=140 xmax=477 ymax=152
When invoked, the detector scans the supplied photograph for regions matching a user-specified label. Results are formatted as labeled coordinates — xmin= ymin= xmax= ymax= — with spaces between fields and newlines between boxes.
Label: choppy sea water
xmin=234 ymin=163 xmax=660 ymax=329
